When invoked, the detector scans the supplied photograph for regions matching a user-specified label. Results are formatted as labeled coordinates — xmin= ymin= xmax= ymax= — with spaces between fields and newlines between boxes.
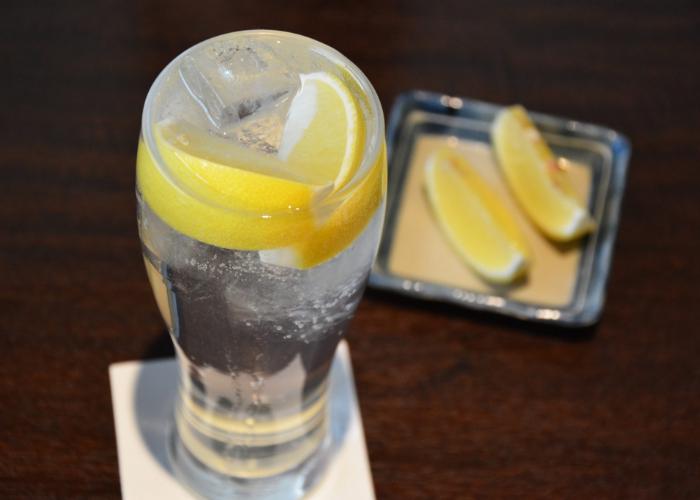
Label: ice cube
xmin=176 ymin=39 xmax=301 ymax=153
xmin=178 ymin=55 xmax=227 ymax=130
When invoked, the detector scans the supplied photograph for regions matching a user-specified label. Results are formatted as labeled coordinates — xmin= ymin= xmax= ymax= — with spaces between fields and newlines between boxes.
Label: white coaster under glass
xmin=109 ymin=340 xmax=375 ymax=499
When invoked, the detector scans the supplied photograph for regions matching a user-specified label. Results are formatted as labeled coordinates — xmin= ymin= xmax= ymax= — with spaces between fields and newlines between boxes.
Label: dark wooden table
xmin=2 ymin=1 xmax=699 ymax=498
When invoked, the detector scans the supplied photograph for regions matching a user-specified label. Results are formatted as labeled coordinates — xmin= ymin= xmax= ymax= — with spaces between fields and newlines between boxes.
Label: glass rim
xmin=140 ymin=29 xmax=385 ymax=219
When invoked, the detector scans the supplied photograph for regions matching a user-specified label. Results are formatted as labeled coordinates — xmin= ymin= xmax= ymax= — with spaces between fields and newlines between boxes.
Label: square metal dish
xmin=369 ymin=91 xmax=631 ymax=327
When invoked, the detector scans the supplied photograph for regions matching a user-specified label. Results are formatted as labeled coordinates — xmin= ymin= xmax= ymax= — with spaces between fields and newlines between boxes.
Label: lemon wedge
xmin=278 ymin=72 xmax=364 ymax=190
xmin=492 ymin=105 xmax=595 ymax=241
xmin=424 ymin=147 xmax=529 ymax=284
xmin=261 ymin=70 xmax=384 ymax=268
xmin=137 ymin=130 xmax=317 ymax=252
xmin=291 ymin=145 xmax=386 ymax=268
xmin=156 ymin=119 xmax=332 ymax=213
xmin=137 ymin=71 xmax=385 ymax=268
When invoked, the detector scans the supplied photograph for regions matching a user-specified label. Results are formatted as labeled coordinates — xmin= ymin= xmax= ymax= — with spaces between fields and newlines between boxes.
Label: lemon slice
xmin=492 ymin=105 xmax=595 ymax=241
xmin=278 ymin=72 xmax=365 ymax=190
xmin=424 ymin=147 xmax=529 ymax=284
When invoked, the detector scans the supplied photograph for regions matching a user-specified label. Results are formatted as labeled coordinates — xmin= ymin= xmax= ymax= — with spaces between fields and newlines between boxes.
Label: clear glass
xmin=135 ymin=31 xmax=385 ymax=499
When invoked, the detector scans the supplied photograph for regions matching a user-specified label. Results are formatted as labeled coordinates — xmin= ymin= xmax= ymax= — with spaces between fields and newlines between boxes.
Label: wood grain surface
xmin=2 ymin=1 xmax=699 ymax=498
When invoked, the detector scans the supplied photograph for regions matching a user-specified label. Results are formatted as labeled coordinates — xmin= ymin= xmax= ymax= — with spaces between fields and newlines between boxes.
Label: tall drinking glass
xmin=135 ymin=31 xmax=385 ymax=498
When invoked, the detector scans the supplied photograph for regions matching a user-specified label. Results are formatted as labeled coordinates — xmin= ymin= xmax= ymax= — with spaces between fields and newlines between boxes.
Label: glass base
xmin=168 ymin=424 xmax=333 ymax=500
xmin=166 ymin=349 xmax=352 ymax=500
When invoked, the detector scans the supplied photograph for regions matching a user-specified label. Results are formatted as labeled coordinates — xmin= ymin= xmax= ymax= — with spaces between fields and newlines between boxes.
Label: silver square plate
xmin=369 ymin=91 xmax=631 ymax=327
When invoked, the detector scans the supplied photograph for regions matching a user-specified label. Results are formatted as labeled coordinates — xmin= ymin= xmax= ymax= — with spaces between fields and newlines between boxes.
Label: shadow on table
xmin=364 ymin=288 xmax=599 ymax=342
xmin=142 ymin=330 xmax=176 ymax=359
